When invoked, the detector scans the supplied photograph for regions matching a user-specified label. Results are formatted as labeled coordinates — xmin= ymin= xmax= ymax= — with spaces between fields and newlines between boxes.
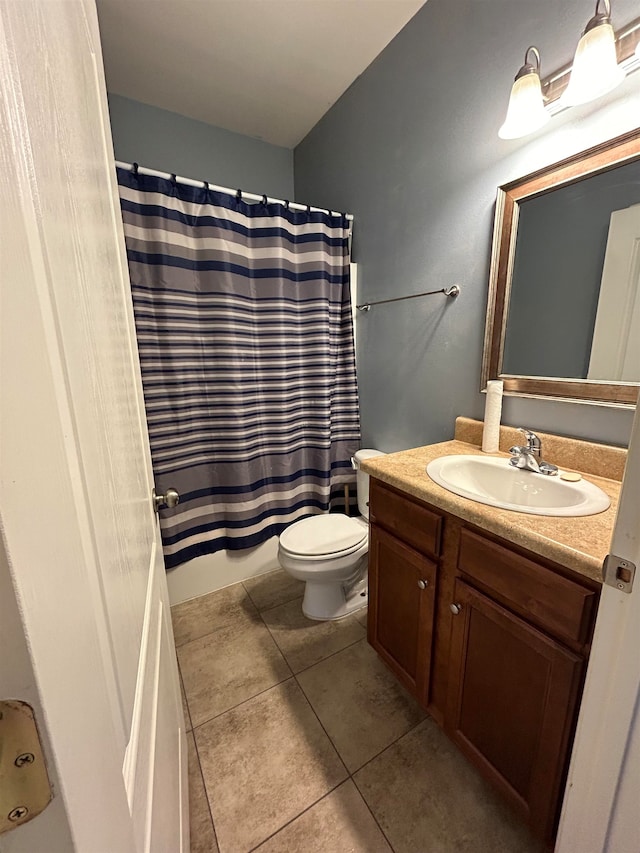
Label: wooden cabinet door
xmin=445 ymin=579 xmax=584 ymax=842
xmin=368 ymin=524 xmax=437 ymax=705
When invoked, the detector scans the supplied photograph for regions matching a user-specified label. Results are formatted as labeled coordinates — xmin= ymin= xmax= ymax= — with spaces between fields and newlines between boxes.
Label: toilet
xmin=277 ymin=449 xmax=384 ymax=621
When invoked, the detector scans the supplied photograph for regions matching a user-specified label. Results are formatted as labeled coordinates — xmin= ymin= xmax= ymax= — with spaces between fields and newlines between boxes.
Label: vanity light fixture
xmin=499 ymin=2 xmax=640 ymax=139
xmin=561 ymin=0 xmax=625 ymax=106
xmin=498 ymin=47 xmax=550 ymax=140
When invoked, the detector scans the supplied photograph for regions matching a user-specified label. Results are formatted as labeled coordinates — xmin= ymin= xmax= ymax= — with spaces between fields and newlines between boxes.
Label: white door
xmin=556 ymin=390 xmax=640 ymax=853
xmin=0 ymin=2 xmax=187 ymax=852
xmin=588 ymin=203 xmax=640 ymax=382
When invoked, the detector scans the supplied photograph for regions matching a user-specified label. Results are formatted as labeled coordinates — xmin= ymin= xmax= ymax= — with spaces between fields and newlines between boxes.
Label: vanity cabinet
xmin=367 ymin=477 xmax=600 ymax=844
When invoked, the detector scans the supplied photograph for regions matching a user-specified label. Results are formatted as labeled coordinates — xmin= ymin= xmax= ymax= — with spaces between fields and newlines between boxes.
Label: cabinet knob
xmin=450 ymin=603 xmax=462 ymax=615
xmin=417 ymin=579 xmax=429 ymax=590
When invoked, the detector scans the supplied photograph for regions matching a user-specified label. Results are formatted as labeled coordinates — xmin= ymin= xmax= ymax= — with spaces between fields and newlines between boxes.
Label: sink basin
xmin=426 ymin=455 xmax=610 ymax=517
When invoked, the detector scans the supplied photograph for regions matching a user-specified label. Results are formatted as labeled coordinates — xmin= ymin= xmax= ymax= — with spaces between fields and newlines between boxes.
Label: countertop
xmin=360 ymin=438 xmax=622 ymax=584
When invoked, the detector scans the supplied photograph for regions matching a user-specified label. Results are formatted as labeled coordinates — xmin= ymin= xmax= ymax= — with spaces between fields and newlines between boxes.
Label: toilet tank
xmin=352 ymin=449 xmax=385 ymax=519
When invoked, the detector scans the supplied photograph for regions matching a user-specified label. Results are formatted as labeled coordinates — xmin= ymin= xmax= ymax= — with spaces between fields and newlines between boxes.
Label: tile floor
xmin=173 ymin=569 xmax=544 ymax=853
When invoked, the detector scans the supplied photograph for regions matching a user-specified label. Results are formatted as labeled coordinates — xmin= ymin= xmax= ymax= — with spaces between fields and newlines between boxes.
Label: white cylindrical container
xmin=482 ymin=380 xmax=504 ymax=453
xmin=352 ymin=449 xmax=385 ymax=518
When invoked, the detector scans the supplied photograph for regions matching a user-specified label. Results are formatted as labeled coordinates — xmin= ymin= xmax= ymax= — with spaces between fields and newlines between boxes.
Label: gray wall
xmin=295 ymin=0 xmax=640 ymax=451
xmin=108 ymin=94 xmax=294 ymax=199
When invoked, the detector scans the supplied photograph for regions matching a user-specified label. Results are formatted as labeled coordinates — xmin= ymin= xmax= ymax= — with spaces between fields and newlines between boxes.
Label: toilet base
xmin=302 ymin=572 xmax=368 ymax=621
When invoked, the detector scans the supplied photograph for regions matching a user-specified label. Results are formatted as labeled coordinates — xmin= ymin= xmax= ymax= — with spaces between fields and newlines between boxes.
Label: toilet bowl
xmin=277 ymin=449 xmax=384 ymax=621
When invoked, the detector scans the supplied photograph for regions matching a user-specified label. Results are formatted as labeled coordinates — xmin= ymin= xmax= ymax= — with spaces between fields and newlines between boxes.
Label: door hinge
xmin=603 ymin=554 xmax=636 ymax=594
xmin=0 ymin=701 xmax=52 ymax=834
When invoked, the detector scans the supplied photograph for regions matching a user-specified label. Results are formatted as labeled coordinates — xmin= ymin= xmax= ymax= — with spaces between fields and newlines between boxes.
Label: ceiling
xmin=96 ymin=0 xmax=427 ymax=149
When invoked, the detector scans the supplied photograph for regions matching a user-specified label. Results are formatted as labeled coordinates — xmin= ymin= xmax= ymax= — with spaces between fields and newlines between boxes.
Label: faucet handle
xmin=539 ymin=461 xmax=559 ymax=476
xmin=517 ymin=428 xmax=541 ymax=454
xmin=509 ymin=445 xmax=526 ymax=467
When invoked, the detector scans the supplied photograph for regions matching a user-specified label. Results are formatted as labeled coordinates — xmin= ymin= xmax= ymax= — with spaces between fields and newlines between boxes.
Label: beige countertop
xmin=360 ymin=437 xmax=622 ymax=584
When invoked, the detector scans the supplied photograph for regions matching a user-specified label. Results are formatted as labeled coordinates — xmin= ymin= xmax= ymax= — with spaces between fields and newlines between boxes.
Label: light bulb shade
xmin=499 ymin=72 xmax=550 ymax=139
xmin=561 ymin=22 xmax=624 ymax=106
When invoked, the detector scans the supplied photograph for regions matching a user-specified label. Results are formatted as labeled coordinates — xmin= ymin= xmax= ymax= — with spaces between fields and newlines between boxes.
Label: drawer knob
xmin=417 ymin=579 xmax=429 ymax=590
xmin=450 ymin=603 xmax=462 ymax=615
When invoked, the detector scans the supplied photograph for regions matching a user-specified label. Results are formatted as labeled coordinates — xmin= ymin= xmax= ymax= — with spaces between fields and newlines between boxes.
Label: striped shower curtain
xmin=117 ymin=168 xmax=360 ymax=569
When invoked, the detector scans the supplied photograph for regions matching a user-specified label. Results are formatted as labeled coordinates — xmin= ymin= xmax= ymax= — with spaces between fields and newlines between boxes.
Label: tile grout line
xmin=190 ymin=722 xmax=222 ymax=853
xmin=258 ymin=610 xmax=367 ymax=678
xmin=292 ymin=672 xmax=351 ymax=778
xmin=191 ymin=669 xmax=356 ymax=853
xmin=245 ymin=780 xmax=347 ymax=853
xmin=190 ymin=669 xmax=346 ymax=853
xmin=350 ymin=772 xmax=397 ymax=853
xmin=177 ymin=661 xmax=194 ymax=734
xmin=344 ymin=716 xmax=427 ymax=850
xmin=292 ymin=660 xmax=423 ymax=853
xmin=252 ymin=603 xmax=408 ymax=852
xmin=177 ymin=582 xmax=409 ymax=852
xmin=240 ymin=580 xmax=266 ymax=614
xmin=171 ymin=584 xmax=261 ymax=650
xmin=174 ymin=582 xmax=313 ymax=850
xmin=177 ymin=581 xmax=528 ymax=853
xmin=243 ymin=586 xmax=305 ymax=617
xmin=291 ymin=632 xmax=367 ymax=676
xmin=177 ymin=589 xmax=296 ymax=729
xmin=350 ymin=715 xmax=427 ymax=777
xmin=186 ymin=650 xmax=421 ymax=853
xmin=234 ymin=606 xmax=399 ymax=850
xmin=240 ymin=662 xmax=406 ymax=853
xmin=190 ymin=673 xmax=295 ymax=732
xmin=177 ymin=653 xmax=221 ymax=849
xmin=254 ymin=592 xmax=303 ymax=612
xmin=173 ymin=582 xmax=363 ymax=657
xmin=238 ymin=618 xmax=365 ymax=850
xmin=191 ymin=676 xmax=417 ymax=853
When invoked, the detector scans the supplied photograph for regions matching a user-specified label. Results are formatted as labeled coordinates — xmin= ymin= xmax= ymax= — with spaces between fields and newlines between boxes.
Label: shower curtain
xmin=117 ymin=168 xmax=360 ymax=568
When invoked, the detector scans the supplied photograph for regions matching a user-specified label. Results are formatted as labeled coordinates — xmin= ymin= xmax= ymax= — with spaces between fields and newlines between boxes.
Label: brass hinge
xmin=603 ymin=554 xmax=636 ymax=594
xmin=0 ymin=701 xmax=52 ymax=834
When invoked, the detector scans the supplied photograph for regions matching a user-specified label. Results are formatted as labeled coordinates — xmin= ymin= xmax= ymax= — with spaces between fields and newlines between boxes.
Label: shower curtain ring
xmin=132 ymin=162 xmax=139 ymax=175
xmin=236 ymin=189 xmax=242 ymax=200
xmin=262 ymin=194 xmax=268 ymax=205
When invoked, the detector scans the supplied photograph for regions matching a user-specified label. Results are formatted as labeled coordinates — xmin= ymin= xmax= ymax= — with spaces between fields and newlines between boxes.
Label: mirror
xmin=482 ymin=129 xmax=640 ymax=407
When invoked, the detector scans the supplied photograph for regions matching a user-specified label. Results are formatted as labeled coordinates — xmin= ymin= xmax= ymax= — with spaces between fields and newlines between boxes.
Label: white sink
xmin=426 ymin=455 xmax=611 ymax=517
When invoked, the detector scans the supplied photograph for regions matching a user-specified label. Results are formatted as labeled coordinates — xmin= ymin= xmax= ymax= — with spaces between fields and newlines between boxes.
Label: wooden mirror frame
xmin=481 ymin=129 xmax=640 ymax=408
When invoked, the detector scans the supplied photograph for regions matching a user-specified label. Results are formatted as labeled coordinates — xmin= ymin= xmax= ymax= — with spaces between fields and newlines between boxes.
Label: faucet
xmin=509 ymin=428 xmax=558 ymax=476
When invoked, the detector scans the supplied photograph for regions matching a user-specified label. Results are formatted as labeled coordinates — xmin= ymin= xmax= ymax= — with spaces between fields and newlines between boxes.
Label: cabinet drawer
xmin=457 ymin=529 xmax=597 ymax=647
xmin=369 ymin=478 xmax=442 ymax=558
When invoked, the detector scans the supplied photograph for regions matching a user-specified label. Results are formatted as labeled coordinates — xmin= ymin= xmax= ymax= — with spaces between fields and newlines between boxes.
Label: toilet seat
xmin=279 ymin=514 xmax=367 ymax=560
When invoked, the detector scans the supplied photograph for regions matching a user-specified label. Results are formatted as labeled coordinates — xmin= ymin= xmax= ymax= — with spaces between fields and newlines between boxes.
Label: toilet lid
xmin=280 ymin=514 xmax=367 ymax=557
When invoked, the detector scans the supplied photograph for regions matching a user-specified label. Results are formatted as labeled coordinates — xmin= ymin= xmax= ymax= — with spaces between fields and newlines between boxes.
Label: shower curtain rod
xmin=115 ymin=160 xmax=354 ymax=221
